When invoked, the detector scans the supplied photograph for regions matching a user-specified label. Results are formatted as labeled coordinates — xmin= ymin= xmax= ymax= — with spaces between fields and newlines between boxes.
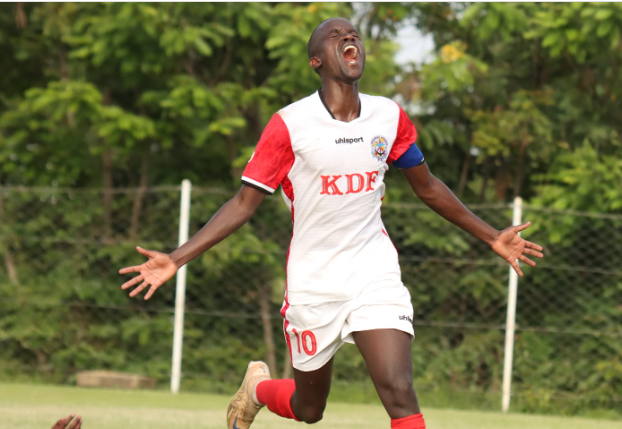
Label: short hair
xmin=307 ymin=18 xmax=333 ymax=59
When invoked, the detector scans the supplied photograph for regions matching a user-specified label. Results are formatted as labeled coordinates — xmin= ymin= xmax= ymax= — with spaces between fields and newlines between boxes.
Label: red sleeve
xmin=387 ymin=103 xmax=418 ymax=165
xmin=241 ymin=113 xmax=294 ymax=194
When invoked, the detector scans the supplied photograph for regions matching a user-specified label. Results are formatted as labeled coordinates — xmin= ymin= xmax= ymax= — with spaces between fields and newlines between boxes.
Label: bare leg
xmin=290 ymin=358 xmax=334 ymax=423
xmin=352 ymin=329 xmax=420 ymax=419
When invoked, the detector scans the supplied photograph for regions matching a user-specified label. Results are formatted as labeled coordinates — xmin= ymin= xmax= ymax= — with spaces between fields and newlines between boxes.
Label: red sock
xmin=256 ymin=379 xmax=300 ymax=421
xmin=391 ymin=413 xmax=426 ymax=429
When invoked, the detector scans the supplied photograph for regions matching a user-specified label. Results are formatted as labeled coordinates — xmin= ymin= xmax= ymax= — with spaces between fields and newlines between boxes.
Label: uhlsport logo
xmin=335 ymin=136 xmax=364 ymax=144
xmin=399 ymin=315 xmax=413 ymax=323
xmin=370 ymin=136 xmax=389 ymax=161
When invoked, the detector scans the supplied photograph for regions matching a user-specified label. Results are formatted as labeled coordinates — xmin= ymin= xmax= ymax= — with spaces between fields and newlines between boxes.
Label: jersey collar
xmin=317 ymin=88 xmax=361 ymax=122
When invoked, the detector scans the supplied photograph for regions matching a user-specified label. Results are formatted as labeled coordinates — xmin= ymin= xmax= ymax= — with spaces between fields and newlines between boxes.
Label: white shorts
xmin=281 ymin=281 xmax=415 ymax=372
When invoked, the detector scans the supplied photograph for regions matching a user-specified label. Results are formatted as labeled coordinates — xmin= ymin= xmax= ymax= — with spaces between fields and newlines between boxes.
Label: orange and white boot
xmin=226 ymin=361 xmax=271 ymax=429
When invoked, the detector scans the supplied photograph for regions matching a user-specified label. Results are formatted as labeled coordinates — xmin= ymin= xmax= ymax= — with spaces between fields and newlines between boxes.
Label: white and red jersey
xmin=242 ymin=91 xmax=420 ymax=305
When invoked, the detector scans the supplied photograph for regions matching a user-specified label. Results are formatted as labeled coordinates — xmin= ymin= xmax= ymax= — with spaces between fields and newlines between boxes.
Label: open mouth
xmin=343 ymin=45 xmax=359 ymax=64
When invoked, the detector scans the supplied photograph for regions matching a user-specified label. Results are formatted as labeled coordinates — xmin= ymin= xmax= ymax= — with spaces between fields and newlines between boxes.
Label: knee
xmin=296 ymin=402 xmax=326 ymax=424
xmin=377 ymin=376 xmax=417 ymax=410
xmin=377 ymin=375 xmax=413 ymax=395
xmin=392 ymin=377 xmax=416 ymax=397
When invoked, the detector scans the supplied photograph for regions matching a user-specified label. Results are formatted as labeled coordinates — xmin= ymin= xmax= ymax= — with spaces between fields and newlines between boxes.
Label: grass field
xmin=1 ymin=383 xmax=620 ymax=429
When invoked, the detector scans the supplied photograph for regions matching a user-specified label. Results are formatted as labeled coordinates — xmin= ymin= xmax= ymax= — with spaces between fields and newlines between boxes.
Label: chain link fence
xmin=0 ymin=185 xmax=620 ymax=415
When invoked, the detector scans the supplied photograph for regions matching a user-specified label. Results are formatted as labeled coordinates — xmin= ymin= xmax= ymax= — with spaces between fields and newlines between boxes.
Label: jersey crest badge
xmin=371 ymin=136 xmax=389 ymax=161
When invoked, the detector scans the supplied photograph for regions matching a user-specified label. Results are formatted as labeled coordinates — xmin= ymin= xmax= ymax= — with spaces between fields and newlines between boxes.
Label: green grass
xmin=1 ymin=383 xmax=621 ymax=429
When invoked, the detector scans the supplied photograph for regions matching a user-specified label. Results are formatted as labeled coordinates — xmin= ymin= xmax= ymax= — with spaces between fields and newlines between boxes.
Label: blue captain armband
xmin=393 ymin=143 xmax=425 ymax=169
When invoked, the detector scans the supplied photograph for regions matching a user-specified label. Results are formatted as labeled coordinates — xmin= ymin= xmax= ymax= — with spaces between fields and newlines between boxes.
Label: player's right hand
xmin=119 ymin=246 xmax=178 ymax=300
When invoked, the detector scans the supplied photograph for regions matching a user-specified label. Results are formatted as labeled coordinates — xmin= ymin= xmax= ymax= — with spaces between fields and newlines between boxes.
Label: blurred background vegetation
xmin=2 ymin=2 xmax=622 ymax=204
xmin=0 ymin=2 xmax=621 ymax=419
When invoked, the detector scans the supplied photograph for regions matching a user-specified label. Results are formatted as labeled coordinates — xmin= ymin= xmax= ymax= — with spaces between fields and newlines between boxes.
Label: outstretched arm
xmin=119 ymin=185 xmax=267 ymax=299
xmin=401 ymin=162 xmax=543 ymax=276
xmin=170 ymin=184 xmax=267 ymax=267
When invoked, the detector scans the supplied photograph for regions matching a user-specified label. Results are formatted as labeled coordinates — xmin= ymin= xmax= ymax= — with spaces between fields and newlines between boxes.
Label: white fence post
xmin=502 ymin=196 xmax=523 ymax=412
xmin=171 ymin=179 xmax=192 ymax=394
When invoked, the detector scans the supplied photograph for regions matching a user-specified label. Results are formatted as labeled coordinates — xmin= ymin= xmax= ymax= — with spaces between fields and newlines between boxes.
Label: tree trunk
xmin=2 ymin=246 xmax=19 ymax=285
xmin=212 ymin=2 xmax=233 ymax=85
xmin=59 ymin=45 xmax=68 ymax=80
xmin=14 ymin=3 xmax=27 ymax=29
xmin=282 ymin=346 xmax=292 ymax=380
xmin=513 ymin=136 xmax=528 ymax=199
xmin=35 ymin=348 xmax=49 ymax=374
xmin=59 ymin=45 xmax=75 ymax=127
xmin=102 ymin=148 xmax=113 ymax=243
xmin=226 ymin=135 xmax=241 ymax=180
xmin=479 ymin=160 xmax=490 ymax=202
xmin=258 ymin=282 xmax=277 ymax=374
xmin=494 ymin=167 xmax=510 ymax=202
xmin=129 ymin=157 xmax=149 ymax=241
xmin=457 ymin=150 xmax=471 ymax=197
xmin=101 ymin=88 xmax=113 ymax=243
xmin=246 ymin=104 xmax=264 ymax=141
xmin=0 ymin=186 xmax=19 ymax=284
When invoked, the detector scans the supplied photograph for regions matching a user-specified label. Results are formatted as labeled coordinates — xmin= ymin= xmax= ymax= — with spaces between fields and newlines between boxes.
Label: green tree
xmin=0 ymin=2 xmax=620 ymax=416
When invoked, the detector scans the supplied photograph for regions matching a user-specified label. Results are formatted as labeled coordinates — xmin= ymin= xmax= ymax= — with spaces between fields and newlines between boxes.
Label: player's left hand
xmin=491 ymin=222 xmax=543 ymax=277
xmin=52 ymin=414 xmax=82 ymax=429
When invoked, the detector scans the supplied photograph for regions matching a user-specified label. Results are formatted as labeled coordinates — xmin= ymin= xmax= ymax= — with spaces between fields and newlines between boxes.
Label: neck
xmin=319 ymin=78 xmax=360 ymax=122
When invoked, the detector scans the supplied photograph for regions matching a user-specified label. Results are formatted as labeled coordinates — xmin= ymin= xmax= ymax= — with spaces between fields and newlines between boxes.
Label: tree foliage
xmin=0 ymin=2 xmax=620 ymax=417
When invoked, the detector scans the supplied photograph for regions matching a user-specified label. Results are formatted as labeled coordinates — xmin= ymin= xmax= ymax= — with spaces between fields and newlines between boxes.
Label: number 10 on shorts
xmin=291 ymin=329 xmax=317 ymax=356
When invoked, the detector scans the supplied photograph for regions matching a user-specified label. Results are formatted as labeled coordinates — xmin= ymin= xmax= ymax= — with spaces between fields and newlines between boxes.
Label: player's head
xmin=308 ymin=17 xmax=366 ymax=82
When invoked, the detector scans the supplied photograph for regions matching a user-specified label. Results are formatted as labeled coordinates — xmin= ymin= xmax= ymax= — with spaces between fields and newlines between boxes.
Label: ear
xmin=309 ymin=57 xmax=322 ymax=72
